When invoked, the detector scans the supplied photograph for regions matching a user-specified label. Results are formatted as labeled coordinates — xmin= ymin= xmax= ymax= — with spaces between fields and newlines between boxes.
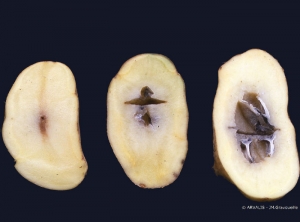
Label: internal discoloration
xmin=39 ymin=114 xmax=48 ymax=136
xmin=134 ymin=106 xmax=152 ymax=126
xmin=125 ymin=86 xmax=166 ymax=126
xmin=125 ymin=86 xmax=166 ymax=105
xmin=235 ymin=93 xmax=276 ymax=163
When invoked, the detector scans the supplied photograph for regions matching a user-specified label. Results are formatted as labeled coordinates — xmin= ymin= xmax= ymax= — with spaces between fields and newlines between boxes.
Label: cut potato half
xmin=107 ymin=54 xmax=188 ymax=188
xmin=213 ymin=49 xmax=299 ymax=201
xmin=2 ymin=62 xmax=88 ymax=190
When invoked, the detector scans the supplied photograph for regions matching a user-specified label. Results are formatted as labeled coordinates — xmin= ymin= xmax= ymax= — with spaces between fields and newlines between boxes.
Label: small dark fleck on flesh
xmin=39 ymin=115 xmax=47 ymax=135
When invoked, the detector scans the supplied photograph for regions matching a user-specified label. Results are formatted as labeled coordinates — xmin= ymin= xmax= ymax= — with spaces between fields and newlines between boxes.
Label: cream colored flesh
xmin=2 ymin=62 xmax=87 ymax=190
xmin=107 ymin=54 xmax=188 ymax=188
xmin=213 ymin=49 xmax=299 ymax=200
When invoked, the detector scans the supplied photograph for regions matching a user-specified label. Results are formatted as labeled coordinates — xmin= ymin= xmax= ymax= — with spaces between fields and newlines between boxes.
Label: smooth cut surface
xmin=107 ymin=54 xmax=188 ymax=188
xmin=213 ymin=49 xmax=299 ymax=200
xmin=2 ymin=62 xmax=87 ymax=190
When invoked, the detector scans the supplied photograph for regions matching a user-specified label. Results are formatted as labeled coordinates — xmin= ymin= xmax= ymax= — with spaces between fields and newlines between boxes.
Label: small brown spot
xmin=181 ymin=159 xmax=185 ymax=164
xmin=139 ymin=183 xmax=146 ymax=188
xmin=39 ymin=115 xmax=48 ymax=136
xmin=173 ymin=173 xmax=179 ymax=178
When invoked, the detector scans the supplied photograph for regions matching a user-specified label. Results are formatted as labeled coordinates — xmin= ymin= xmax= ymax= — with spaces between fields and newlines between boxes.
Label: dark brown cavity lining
xmin=242 ymin=93 xmax=265 ymax=113
xmin=125 ymin=86 xmax=166 ymax=105
xmin=125 ymin=86 xmax=166 ymax=126
xmin=235 ymin=92 xmax=276 ymax=163
xmin=135 ymin=106 xmax=152 ymax=126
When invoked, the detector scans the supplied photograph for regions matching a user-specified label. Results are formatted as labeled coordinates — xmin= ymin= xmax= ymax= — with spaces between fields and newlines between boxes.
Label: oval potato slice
xmin=2 ymin=62 xmax=88 ymax=190
xmin=213 ymin=49 xmax=299 ymax=200
xmin=107 ymin=54 xmax=188 ymax=188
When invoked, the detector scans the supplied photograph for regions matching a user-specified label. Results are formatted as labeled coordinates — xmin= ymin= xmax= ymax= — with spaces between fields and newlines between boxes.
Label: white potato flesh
xmin=213 ymin=49 xmax=299 ymax=199
xmin=2 ymin=62 xmax=88 ymax=190
xmin=107 ymin=54 xmax=188 ymax=188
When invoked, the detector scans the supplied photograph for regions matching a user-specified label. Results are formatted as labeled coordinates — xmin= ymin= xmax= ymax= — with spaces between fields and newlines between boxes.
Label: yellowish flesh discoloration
xmin=107 ymin=54 xmax=188 ymax=188
xmin=2 ymin=62 xmax=87 ymax=190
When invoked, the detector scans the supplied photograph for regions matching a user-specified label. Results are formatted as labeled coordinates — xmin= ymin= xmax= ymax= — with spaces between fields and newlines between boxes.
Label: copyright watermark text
xmin=242 ymin=205 xmax=298 ymax=210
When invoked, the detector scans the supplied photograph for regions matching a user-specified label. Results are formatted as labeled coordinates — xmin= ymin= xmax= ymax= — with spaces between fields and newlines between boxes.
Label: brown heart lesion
xmin=125 ymin=86 xmax=166 ymax=126
xmin=39 ymin=114 xmax=48 ymax=136
xmin=125 ymin=86 xmax=166 ymax=105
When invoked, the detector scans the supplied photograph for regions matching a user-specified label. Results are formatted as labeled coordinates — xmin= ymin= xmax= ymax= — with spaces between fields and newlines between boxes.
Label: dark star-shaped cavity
xmin=125 ymin=86 xmax=166 ymax=105
xmin=125 ymin=86 xmax=166 ymax=126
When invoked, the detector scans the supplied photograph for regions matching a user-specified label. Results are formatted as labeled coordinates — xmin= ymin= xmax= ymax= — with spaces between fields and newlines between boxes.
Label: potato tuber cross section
xmin=107 ymin=54 xmax=188 ymax=188
xmin=2 ymin=62 xmax=88 ymax=190
xmin=213 ymin=49 xmax=299 ymax=201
